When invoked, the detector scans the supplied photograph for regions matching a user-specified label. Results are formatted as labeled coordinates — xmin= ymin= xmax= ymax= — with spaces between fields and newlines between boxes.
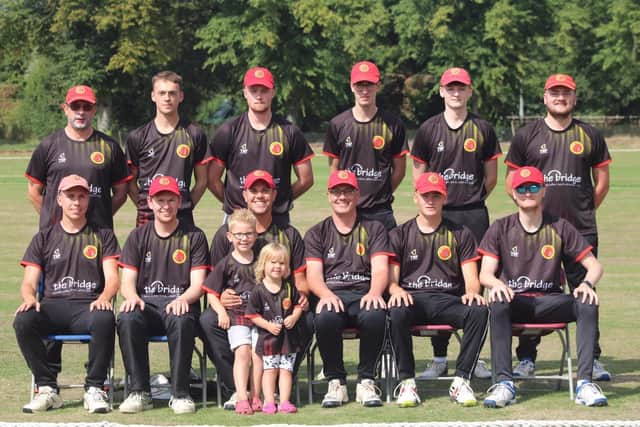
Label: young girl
xmin=246 ymin=243 xmax=303 ymax=414
xmin=201 ymin=209 xmax=263 ymax=415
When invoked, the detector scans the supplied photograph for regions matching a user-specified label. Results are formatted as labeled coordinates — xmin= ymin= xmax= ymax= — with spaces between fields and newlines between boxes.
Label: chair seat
xmin=512 ymin=322 xmax=569 ymax=336
xmin=410 ymin=324 xmax=456 ymax=336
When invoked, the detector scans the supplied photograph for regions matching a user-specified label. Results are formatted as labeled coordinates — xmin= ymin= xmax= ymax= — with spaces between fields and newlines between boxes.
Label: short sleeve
xmin=478 ymin=221 xmax=501 ymax=259
xmin=457 ymin=227 xmax=479 ymax=263
xmin=367 ymin=221 xmax=391 ymax=257
xmin=119 ymin=229 xmax=142 ymax=270
xmin=21 ymin=232 xmax=45 ymax=269
xmin=588 ymin=128 xmax=611 ymax=168
xmin=100 ymin=229 xmax=121 ymax=259
xmin=388 ymin=226 xmax=403 ymax=264
xmin=25 ymin=141 xmax=48 ymax=185
xmin=202 ymin=258 xmax=225 ymax=294
xmin=110 ymin=140 xmax=131 ymax=185
xmin=322 ymin=120 xmax=341 ymax=158
xmin=289 ymin=126 xmax=314 ymax=165
xmin=125 ymin=131 xmax=141 ymax=167
xmin=390 ymin=118 xmax=408 ymax=157
xmin=410 ymin=124 xmax=431 ymax=164
xmin=288 ymin=228 xmax=306 ymax=273
xmin=209 ymin=122 xmax=232 ymax=165
xmin=482 ymin=123 xmax=502 ymax=161
xmin=505 ymin=129 xmax=527 ymax=168
xmin=192 ymin=126 xmax=209 ymax=164
xmin=303 ymin=224 xmax=324 ymax=261
xmin=560 ymin=220 xmax=592 ymax=262
xmin=190 ymin=231 xmax=210 ymax=270
xmin=210 ymin=224 xmax=231 ymax=262
xmin=245 ymin=287 xmax=263 ymax=317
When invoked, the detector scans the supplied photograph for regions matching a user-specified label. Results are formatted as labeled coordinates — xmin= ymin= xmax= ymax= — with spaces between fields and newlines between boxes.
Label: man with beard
xmin=505 ymin=74 xmax=612 ymax=381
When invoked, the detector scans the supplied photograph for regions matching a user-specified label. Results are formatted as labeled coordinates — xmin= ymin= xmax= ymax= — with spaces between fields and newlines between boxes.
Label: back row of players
xmin=15 ymin=62 xmax=611 ymax=414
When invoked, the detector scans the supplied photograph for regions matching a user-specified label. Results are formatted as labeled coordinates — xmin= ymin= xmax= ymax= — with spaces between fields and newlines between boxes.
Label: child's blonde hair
xmin=227 ymin=208 xmax=257 ymax=231
xmin=255 ymin=242 xmax=290 ymax=282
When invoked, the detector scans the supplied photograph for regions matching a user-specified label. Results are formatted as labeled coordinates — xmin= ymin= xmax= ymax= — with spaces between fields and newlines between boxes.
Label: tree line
xmin=1 ymin=0 xmax=639 ymax=142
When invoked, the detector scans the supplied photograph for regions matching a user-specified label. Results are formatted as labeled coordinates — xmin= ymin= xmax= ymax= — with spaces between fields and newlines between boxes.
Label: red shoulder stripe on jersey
xmin=575 ymin=245 xmax=593 ymax=262
xmin=487 ymin=153 xmax=502 ymax=161
xmin=293 ymin=264 xmax=307 ymax=274
xmin=461 ymin=255 xmax=481 ymax=265
xmin=478 ymin=248 xmax=499 ymax=259
xmin=371 ymin=251 xmax=394 ymax=259
xmin=209 ymin=156 xmax=225 ymax=166
xmin=389 ymin=259 xmax=401 ymax=266
xmin=20 ymin=261 xmax=42 ymax=270
xmin=593 ymin=159 xmax=612 ymax=168
xmin=245 ymin=313 xmax=261 ymax=319
xmin=200 ymin=284 xmax=219 ymax=296
xmin=24 ymin=173 xmax=44 ymax=186
xmin=322 ymin=151 xmax=339 ymax=159
xmin=409 ymin=154 xmax=427 ymax=164
xmin=504 ymin=160 xmax=521 ymax=168
xmin=118 ymin=262 xmax=139 ymax=271
xmin=197 ymin=156 xmax=215 ymax=166
xmin=306 ymin=257 xmax=323 ymax=263
xmin=393 ymin=149 xmax=410 ymax=158
xmin=114 ymin=175 xmax=134 ymax=185
xmin=294 ymin=153 xmax=315 ymax=166
xmin=191 ymin=265 xmax=212 ymax=272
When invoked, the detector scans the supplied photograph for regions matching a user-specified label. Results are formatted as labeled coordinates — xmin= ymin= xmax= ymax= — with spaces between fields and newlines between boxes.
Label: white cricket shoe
xmin=592 ymin=359 xmax=612 ymax=381
xmin=169 ymin=396 xmax=196 ymax=414
xmin=394 ymin=378 xmax=420 ymax=407
xmin=473 ymin=360 xmax=492 ymax=379
xmin=483 ymin=381 xmax=516 ymax=408
xmin=22 ymin=386 xmax=63 ymax=413
xmin=83 ymin=386 xmax=110 ymax=413
xmin=223 ymin=391 xmax=237 ymax=410
xmin=355 ymin=379 xmax=383 ymax=407
xmin=513 ymin=359 xmax=536 ymax=377
xmin=575 ymin=382 xmax=608 ymax=407
xmin=449 ymin=376 xmax=477 ymax=407
xmin=417 ymin=360 xmax=447 ymax=379
xmin=322 ymin=379 xmax=348 ymax=408
xmin=119 ymin=391 xmax=153 ymax=413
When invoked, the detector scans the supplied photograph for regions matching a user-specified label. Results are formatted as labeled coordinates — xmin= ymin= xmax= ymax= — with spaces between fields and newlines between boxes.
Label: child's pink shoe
xmin=235 ymin=399 xmax=253 ymax=415
xmin=279 ymin=400 xmax=298 ymax=413
xmin=262 ymin=402 xmax=277 ymax=414
xmin=251 ymin=396 xmax=262 ymax=411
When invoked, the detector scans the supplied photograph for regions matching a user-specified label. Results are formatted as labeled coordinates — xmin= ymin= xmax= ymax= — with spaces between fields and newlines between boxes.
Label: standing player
xmin=117 ymin=176 xmax=210 ymax=414
xmin=126 ymin=71 xmax=209 ymax=226
xmin=479 ymin=166 xmax=607 ymax=408
xmin=410 ymin=67 xmax=501 ymax=379
xmin=14 ymin=175 xmax=119 ymax=414
xmin=505 ymin=74 xmax=612 ymax=380
xmin=305 ymin=170 xmax=390 ymax=408
xmin=389 ymin=173 xmax=488 ymax=408
xmin=26 ymin=84 xmax=130 ymax=231
xmin=207 ymin=66 xmax=314 ymax=226
xmin=323 ymin=60 xmax=408 ymax=230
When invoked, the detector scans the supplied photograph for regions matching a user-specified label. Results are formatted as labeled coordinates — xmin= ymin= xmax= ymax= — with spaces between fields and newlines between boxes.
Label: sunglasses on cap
xmin=515 ymin=184 xmax=542 ymax=194
xmin=67 ymin=102 xmax=95 ymax=112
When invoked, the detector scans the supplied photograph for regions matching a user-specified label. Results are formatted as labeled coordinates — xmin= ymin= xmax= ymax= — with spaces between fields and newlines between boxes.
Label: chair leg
xmin=565 ymin=327 xmax=574 ymax=401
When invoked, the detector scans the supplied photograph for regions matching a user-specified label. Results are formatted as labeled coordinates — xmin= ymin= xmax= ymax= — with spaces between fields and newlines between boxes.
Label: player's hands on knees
xmin=488 ymin=283 xmax=513 ymax=303
xmin=166 ymin=297 xmax=190 ymax=316
xmin=90 ymin=295 xmax=113 ymax=312
xmin=120 ymin=297 xmax=145 ymax=312
xmin=218 ymin=311 xmax=230 ymax=329
xmin=316 ymin=293 xmax=344 ymax=313
xmin=388 ymin=289 xmax=413 ymax=308
xmin=360 ymin=292 xmax=387 ymax=311
xmin=573 ymin=284 xmax=599 ymax=305
xmin=266 ymin=322 xmax=283 ymax=336
xmin=15 ymin=297 xmax=40 ymax=314
xmin=220 ymin=289 xmax=243 ymax=309
xmin=462 ymin=291 xmax=485 ymax=306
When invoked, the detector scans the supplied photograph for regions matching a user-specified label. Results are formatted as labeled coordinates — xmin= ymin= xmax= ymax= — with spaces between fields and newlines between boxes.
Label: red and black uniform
xmin=388 ymin=218 xmax=487 ymax=380
xmin=304 ymin=216 xmax=391 ymax=383
xmin=25 ymin=129 xmax=131 ymax=230
xmin=126 ymin=119 xmax=209 ymax=226
xmin=14 ymin=223 xmax=120 ymax=390
xmin=202 ymin=253 xmax=256 ymax=327
xmin=323 ymin=109 xmax=408 ymax=228
xmin=209 ymin=113 xmax=314 ymax=219
xmin=246 ymin=282 xmax=302 ymax=356
xmin=478 ymin=212 xmax=598 ymax=382
xmin=117 ymin=222 xmax=210 ymax=398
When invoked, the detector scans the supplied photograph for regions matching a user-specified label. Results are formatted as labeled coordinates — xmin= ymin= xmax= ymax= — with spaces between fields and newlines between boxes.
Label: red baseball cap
xmin=512 ymin=166 xmax=545 ymax=189
xmin=65 ymin=85 xmax=97 ymax=104
xmin=415 ymin=172 xmax=447 ymax=196
xmin=243 ymin=67 xmax=275 ymax=89
xmin=544 ymin=74 xmax=576 ymax=90
xmin=244 ymin=170 xmax=275 ymax=190
xmin=351 ymin=61 xmax=380 ymax=84
xmin=58 ymin=174 xmax=90 ymax=192
xmin=149 ymin=176 xmax=181 ymax=197
xmin=440 ymin=67 xmax=472 ymax=86
xmin=328 ymin=170 xmax=359 ymax=190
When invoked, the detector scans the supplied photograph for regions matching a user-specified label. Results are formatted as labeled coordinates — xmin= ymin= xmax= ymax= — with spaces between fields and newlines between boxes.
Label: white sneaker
xmin=513 ymin=359 xmax=536 ymax=377
xmin=417 ymin=360 xmax=447 ymax=379
xmin=483 ymin=381 xmax=516 ymax=408
xmin=592 ymin=359 xmax=612 ymax=381
xmin=355 ymin=379 xmax=382 ymax=407
xmin=394 ymin=378 xmax=420 ymax=407
xmin=169 ymin=396 xmax=196 ymax=414
xmin=83 ymin=386 xmax=110 ymax=413
xmin=22 ymin=386 xmax=63 ymax=413
xmin=223 ymin=391 xmax=237 ymax=410
xmin=449 ymin=376 xmax=477 ymax=407
xmin=322 ymin=379 xmax=348 ymax=408
xmin=119 ymin=391 xmax=153 ymax=413
xmin=473 ymin=360 xmax=492 ymax=379
xmin=316 ymin=368 xmax=326 ymax=380
xmin=575 ymin=382 xmax=608 ymax=407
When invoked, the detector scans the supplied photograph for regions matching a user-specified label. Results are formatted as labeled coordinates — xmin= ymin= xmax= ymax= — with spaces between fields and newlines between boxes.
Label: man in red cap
xmin=479 ymin=166 xmax=606 ymax=408
xmin=305 ymin=170 xmax=390 ymax=408
xmin=117 ymin=176 xmax=210 ymax=414
xmin=14 ymin=174 xmax=120 ymax=414
xmin=126 ymin=71 xmax=209 ymax=227
xmin=323 ymin=60 xmax=408 ymax=230
xmin=410 ymin=67 xmax=501 ymax=380
xmin=388 ymin=172 xmax=488 ymax=408
xmin=505 ymin=74 xmax=612 ymax=381
xmin=208 ymin=66 xmax=314 ymax=226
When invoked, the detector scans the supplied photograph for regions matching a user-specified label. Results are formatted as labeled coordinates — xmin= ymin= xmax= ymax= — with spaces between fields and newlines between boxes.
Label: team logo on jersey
xmin=53 ymin=248 xmax=61 ymax=260
xmin=409 ymin=249 xmax=419 ymax=261
xmin=57 ymin=153 xmax=67 ymax=164
xmin=239 ymin=143 xmax=248 ymax=155
xmin=282 ymin=297 xmax=292 ymax=310
xmin=437 ymin=141 xmax=445 ymax=152
xmin=144 ymin=251 xmax=152 ymax=263
xmin=90 ymin=151 xmax=105 ymax=165
xmin=327 ymin=247 xmax=336 ymax=259
xmin=539 ymin=144 xmax=548 ymax=155
xmin=541 ymin=244 xmax=555 ymax=260
xmin=269 ymin=141 xmax=284 ymax=156
xmin=176 ymin=144 xmax=190 ymax=158
xmin=344 ymin=136 xmax=353 ymax=148
xmin=356 ymin=243 xmax=366 ymax=256
xmin=83 ymin=245 xmax=98 ymax=260
xmin=569 ymin=141 xmax=584 ymax=155
xmin=172 ymin=249 xmax=187 ymax=264
xmin=437 ymin=245 xmax=452 ymax=261
xmin=372 ymin=135 xmax=385 ymax=150
xmin=463 ymin=138 xmax=477 ymax=152
xmin=510 ymin=246 xmax=519 ymax=257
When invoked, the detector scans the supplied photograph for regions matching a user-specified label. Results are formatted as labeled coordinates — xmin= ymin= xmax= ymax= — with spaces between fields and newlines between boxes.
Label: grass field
xmin=0 ymin=145 xmax=639 ymax=425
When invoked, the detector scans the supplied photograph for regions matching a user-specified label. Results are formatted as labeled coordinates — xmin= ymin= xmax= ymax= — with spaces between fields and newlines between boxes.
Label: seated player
xmin=388 ymin=172 xmax=488 ymax=407
xmin=479 ymin=166 xmax=607 ymax=408
xmin=117 ymin=176 xmax=210 ymax=414
xmin=14 ymin=175 xmax=119 ymax=413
